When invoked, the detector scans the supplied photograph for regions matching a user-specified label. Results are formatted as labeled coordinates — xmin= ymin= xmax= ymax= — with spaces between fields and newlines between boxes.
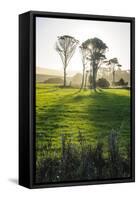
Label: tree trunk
xmin=64 ymin=68 xmax=66 ymax=87
xmin=80 ymin=64 xmax=85 ymax=91
xmin=113 ymin=70 xmax=115 ymax=86
xmin=92 ymin=62 xmax=97 ymax=91
xmin=84 ymin=72 xmax=88 ymax=89
xmin=64 ymin=57 xmax=67 ymax=87
xmin=92 ymin=68 xmax=96 ymax=91
xmin=90 ymin=63 xmax=93 ymax=89
xmin=112 ymin=64 xmax=115 ymax=86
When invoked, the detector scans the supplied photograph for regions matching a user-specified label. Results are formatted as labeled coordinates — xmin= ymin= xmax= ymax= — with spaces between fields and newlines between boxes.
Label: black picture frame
xmin=19 ymin=10 xmax=135 ymax=189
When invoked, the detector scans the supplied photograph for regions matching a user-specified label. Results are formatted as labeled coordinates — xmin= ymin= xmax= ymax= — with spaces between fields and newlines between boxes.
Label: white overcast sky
xmin=36 ymin=17 xmax=130 ymax=73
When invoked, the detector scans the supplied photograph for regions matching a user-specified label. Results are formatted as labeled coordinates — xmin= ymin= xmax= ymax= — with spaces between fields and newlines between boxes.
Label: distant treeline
xmin=36 ymin=74 xmax=129 ymax=89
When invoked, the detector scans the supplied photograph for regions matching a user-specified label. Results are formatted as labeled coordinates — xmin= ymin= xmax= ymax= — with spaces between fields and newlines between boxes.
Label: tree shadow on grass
xmin=37 ymin=87 xmax=130 ymax=137
xmin=39 ymin=85 xmax=129 ymax=116
xmin=36 ymin=86 xmax=131 ymax=183
xmin=36 ymin=87 xmax=130 ymax=163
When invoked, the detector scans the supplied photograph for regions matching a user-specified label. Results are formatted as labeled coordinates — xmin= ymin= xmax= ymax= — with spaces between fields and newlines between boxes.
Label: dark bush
xmin=96 ymin=78 xmax=110 ymax=88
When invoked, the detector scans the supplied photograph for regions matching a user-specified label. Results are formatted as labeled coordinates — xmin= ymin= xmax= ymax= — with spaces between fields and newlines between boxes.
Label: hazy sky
xmin=36 ymin=17 xmax=130 ymax=73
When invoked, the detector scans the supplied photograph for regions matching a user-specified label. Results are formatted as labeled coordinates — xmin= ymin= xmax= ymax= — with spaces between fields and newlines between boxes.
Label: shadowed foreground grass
xmin=36 ymin=129 xmax=131 ymax=183
xmin=35 ymin=83 xmax=131 ymax=182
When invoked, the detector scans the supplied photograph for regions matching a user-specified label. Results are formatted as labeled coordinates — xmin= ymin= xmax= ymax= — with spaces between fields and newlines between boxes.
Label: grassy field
xmin=36 ymin=83 xmax=130 ymax=164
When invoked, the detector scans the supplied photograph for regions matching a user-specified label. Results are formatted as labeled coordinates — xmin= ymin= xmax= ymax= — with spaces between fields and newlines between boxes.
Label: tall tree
xmin=79 ymin=44 xmax=89 ymax=91
xmin=106 ymin=58 xmax=121 ymax=85
xmin=56 ymin=35 xmax=79 ymax=87
xmin=83 ymin=38 xmax=108 ymax=90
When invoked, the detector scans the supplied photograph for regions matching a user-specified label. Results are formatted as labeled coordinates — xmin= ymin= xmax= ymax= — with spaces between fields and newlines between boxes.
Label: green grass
xmin=36 ymin=84 xmax=130 ymax=162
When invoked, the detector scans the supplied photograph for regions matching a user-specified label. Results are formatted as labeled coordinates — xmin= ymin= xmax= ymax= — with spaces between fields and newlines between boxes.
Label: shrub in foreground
xmin=36 ymin=129 xmax=130 ymax=183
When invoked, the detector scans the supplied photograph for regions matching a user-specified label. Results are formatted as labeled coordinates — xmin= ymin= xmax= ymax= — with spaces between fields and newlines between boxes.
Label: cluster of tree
xmin=97 ymin=67 xmax=130 ymax=86
xmin=56 ymin=35 xmax=122 ymax=91
xmin=96 ymin=78 xmax=128 ymax=88
xmin=104 ymin=58 xmax=122 ymax=86
xmin=114 ymin=78 xmax=128 ymax=86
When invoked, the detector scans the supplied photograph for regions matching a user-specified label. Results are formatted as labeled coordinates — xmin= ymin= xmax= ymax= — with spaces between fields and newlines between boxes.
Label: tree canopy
xmin=82 ymin=37 xmax=108 ymax=90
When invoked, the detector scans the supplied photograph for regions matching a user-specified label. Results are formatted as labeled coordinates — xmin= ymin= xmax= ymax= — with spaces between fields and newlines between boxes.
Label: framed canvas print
xmin=19 ymin=11 xmax=135 ymax=189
